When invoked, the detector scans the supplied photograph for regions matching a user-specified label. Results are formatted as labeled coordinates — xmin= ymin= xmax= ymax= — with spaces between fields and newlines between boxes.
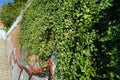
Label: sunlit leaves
xmin=18 ymin=0 xmax=120 ymax=80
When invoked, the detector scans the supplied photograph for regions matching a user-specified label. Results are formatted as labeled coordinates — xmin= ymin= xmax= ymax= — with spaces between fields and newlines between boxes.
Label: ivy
xmin=19 ymin=0 xmax=120 ymax=79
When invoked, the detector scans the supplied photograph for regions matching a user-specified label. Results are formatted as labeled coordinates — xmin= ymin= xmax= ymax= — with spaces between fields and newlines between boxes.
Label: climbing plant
xmin=93 ymin=0 xmax=120 ymax=79
xmin=19 ymin=0 xmax=120 ymax=80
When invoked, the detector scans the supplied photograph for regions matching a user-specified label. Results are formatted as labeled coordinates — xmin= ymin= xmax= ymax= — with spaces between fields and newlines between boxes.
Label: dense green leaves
xmin=0 ymin=0 xmax=119 ymax=79
xmin=0 ymin=0 xmax=27 ymax=29
xmin=18 ymin=0 xmax=120 ymax=80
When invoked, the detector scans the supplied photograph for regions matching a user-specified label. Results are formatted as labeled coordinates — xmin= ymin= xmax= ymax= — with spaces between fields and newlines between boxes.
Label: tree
xmin=0 ymin=0 xmax=27 ymax=29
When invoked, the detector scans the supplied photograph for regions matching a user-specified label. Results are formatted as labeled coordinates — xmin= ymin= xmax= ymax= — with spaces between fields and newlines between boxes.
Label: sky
xmin=0 ymin=0 xmax=14 ymax=7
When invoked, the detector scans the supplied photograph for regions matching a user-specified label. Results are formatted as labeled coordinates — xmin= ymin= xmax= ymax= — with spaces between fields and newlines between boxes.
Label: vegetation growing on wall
xmin=19 ymin=0 xmax=120 ymax=80
xmin=0 ymin=0 xmax=27 ymax=29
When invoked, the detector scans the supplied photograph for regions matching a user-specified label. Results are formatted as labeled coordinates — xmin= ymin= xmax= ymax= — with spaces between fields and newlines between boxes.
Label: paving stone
xmin=0 ymin=40 xmax=10 ymax=80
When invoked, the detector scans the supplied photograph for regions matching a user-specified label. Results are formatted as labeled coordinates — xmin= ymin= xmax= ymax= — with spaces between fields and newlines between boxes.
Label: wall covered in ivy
xmin=19 ymin=0 xmax=120 ymax=79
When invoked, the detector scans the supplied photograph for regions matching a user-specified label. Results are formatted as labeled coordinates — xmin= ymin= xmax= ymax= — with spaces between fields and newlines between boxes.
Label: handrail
xmin=6 ymin=0 xmax=33 ymax=37
xmin=6 ymin=15 xmax=22 ymax=37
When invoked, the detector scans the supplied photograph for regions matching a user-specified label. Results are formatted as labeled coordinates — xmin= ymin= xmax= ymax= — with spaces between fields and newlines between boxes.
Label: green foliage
xmin=0 ymin=0 xmax=27 ymax=29
xmin=93 ymin=0 xmax=120 ymax=79
xmin=19 ymin=0 xmax=120 ymax=80
xmin=19 ymin=0 xmax=55 ymax=61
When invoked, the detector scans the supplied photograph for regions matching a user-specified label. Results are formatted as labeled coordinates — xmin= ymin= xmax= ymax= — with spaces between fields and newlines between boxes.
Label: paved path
xmin=0 ymin=40 xmax=10 ymax=80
